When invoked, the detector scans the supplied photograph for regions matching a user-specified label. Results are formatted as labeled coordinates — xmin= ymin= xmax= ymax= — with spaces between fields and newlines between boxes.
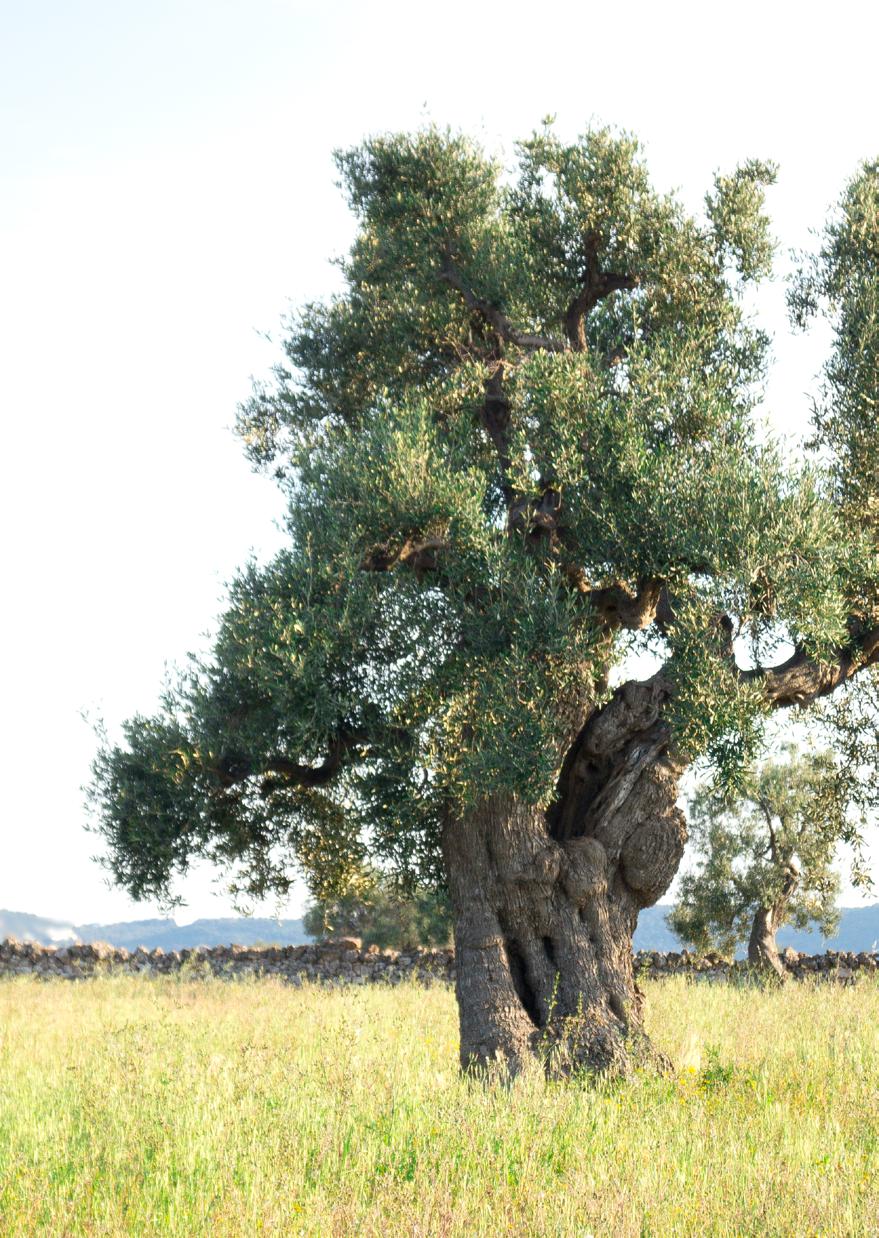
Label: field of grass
xmin=0 ymin=974 xmax=877 ymax=1236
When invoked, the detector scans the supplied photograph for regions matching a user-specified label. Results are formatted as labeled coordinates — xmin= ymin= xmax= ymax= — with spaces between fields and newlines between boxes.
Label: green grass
xmin=1 ymin=975 xmax=877 ymax=1235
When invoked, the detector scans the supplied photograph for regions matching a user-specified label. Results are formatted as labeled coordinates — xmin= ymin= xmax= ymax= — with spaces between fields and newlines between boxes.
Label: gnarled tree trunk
xmin=442 ymin=673 xmax=687 ymax=1077
xmin=747 ymin=865 xmax=798 ymax=979
xmin=747 ymin=907 xmax=785 ymax=978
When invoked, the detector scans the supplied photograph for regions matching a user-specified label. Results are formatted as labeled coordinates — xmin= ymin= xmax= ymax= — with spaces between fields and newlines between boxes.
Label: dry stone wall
xmin=1 ymin=937 xmax=877 ymax=984
xmin=0 ymin=938 xmax=452 ymax=985
xmin=636 ymin=947 xmax=878 ymax=983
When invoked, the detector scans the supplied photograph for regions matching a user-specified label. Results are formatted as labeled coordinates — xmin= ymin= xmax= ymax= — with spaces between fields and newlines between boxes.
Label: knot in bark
xmin=501 ymin=843 xmax=562 ymax=914
xmin=560 ymin=836 xmax=608 ymax=906
xmin=620 ymin=808 xmax=687 ymax=908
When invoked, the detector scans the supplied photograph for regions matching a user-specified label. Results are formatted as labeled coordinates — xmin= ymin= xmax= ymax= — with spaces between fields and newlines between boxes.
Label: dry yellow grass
xmin=0 ymin=973 xmax=877 ymax=1236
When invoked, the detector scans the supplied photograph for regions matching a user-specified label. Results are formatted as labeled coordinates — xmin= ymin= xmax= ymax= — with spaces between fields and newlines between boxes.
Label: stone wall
xmin=0 ymin=937 xmax=876 ymax=984
xmin=635 ymin=947 xmax=878 ymax=983
xmin=0 ymin=938 xmax=453 ymax=985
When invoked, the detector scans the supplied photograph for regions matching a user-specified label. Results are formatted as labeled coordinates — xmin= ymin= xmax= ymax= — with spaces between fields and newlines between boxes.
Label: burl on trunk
xmin=442 ymin=673 xmax=687 ymax=1077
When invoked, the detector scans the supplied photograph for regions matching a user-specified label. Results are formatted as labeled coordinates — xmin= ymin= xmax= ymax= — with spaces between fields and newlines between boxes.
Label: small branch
xmin=214 ymin=733 xmax=355 ymax=794
xmin=585 ymin=578 xmax=672 ymax=631
xmin=438 ymin=256 xmax=567 ymax=354
xmin=360 ymin=536 xmax=450 ymax=574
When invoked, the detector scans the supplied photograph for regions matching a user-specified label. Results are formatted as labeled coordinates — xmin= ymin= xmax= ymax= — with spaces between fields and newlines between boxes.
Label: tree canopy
xmin=92 ymin=127 xmax=878 ymax=903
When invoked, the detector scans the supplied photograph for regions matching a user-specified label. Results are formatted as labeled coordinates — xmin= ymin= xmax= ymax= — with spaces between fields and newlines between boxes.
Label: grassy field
xmin=0 ymin=975 xmax=877 ymax=1236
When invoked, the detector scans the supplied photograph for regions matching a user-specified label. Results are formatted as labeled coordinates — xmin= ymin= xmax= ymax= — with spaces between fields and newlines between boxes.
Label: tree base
xmin=535 ymin=1012 xmax=672 ymax=1080
xmin=460 ymin=1012 xmax=672 ymax=1082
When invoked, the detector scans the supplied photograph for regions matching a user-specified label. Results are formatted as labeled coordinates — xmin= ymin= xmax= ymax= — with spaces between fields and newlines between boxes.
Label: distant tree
xmin=90 ymin=126 xmax=879 ymax=1077
xmin=303 ymin=870 xmax=451 ymax=949
xmin=669 ymin=748 xmax=847 ymax=975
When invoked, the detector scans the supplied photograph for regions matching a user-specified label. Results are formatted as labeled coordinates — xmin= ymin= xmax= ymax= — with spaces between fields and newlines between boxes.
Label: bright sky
xmin=2 ymin=0 xmax=878 ymax=925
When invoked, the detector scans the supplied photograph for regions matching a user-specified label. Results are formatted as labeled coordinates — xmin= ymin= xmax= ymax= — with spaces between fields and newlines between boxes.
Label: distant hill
xmin=774 ymin=906 xmax=879 ymax=955
xmin=0 ymin=910 xmax=80 ymax=945
xmin=3 ymin=905 xmax=879 ymax=955
xmin=632 ymin=906 xmax=682 ymax=952
xmin=0 ymin=910 xmax=310 ymax=950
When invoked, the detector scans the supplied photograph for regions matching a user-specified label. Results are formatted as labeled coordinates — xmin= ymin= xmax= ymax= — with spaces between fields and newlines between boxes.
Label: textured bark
xmin=442 ymin=673 xmax=688 ymax=1078
xmin=747 ymin=866 xmax=798 ymax=979
xmin=747 ymin=907 xmax=785 ymax=978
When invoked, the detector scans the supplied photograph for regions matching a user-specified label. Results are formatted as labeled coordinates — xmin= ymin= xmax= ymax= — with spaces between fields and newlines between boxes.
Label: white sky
xmin=2 ymin=0 xmax=878 ymax=925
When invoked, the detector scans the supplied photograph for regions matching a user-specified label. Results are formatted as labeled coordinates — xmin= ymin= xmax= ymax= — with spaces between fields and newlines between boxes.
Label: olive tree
xmin=303 ymin=870 xmax=451 ymax=950
xmin=669 ymin=748 xmax=849 ymax=975
xmin=91 ymin=127 xmax=879 ymax=1076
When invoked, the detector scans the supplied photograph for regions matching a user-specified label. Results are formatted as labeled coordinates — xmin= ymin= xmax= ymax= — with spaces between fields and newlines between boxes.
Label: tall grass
xmin=1 ymin=974 xmax=877 ymax=1235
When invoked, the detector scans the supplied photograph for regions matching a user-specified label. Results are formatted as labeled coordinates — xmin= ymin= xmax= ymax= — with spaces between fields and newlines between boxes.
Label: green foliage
xmin=706 ymin=160 xmax=778 ymax=281
xmin=90 ymin=124 xmax=878 ymax=908
xmin=669 ymin=747 xmax=850 ymax=956
xmin=811 ymin=668 xmax=879 ymax=887
xmin=790 ymin=160 xmax=879 ymax=562
xmin=302 ymin=869 xmax=452 ymax=949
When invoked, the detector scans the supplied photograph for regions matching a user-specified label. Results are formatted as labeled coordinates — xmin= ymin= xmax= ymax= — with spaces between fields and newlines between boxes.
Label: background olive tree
xmin=303 ymin=869 xmax=451 ymax=950
xmin=669 ymin=747 xmax=855 ymax=974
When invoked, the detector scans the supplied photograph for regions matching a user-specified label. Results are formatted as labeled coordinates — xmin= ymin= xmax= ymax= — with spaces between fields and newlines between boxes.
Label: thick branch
xmin=757 ymin=798 xmax=780 ymax=864
xmin=481 ymin=355 xmax=516 ymax=505
xmin=263 ymin=741 xmax=348 ymax=787
xmin=440 ymin=251 xmax=638 ymax=359
xmin=584 ymin=577 xmax=673 ymax=631
xmin=563 ymin=233 xmax=640 ymax=350
xmin=558 ymin=568 xmax=675 ymax=632
xmin=744 ymin=625 xmax=879 ymax=708
xmin=774 ymin=863 xmax=799 ymax=921
xmin=363 ymin=527 xmax=673 ymax=641
xmin=565 ymin=268 xmax=639 ymax=351
xmin=360 ymin=536 xmax=450 ymax=574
